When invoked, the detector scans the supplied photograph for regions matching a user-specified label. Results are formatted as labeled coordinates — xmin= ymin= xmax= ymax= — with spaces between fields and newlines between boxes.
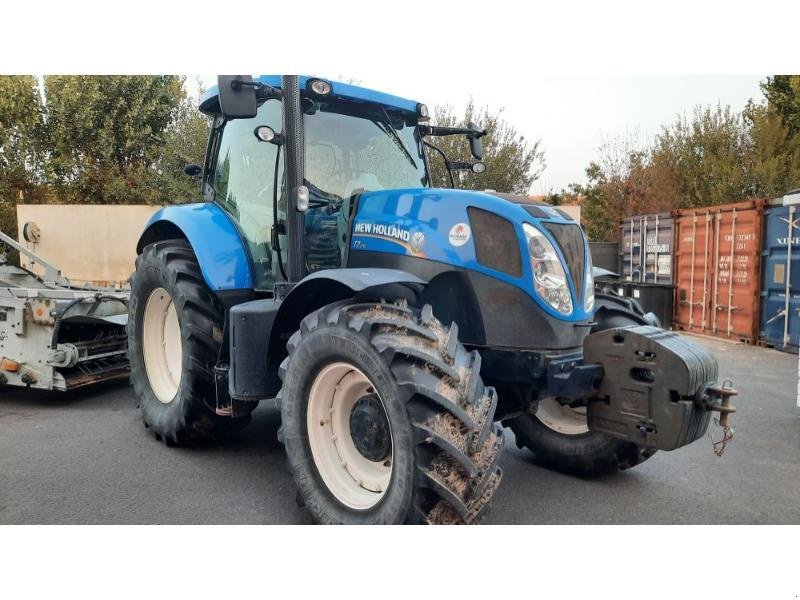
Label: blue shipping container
xmin=760 ymin=203 xmax=800 ymax=353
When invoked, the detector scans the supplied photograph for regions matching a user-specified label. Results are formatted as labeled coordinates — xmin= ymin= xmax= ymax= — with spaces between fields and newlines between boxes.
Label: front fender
xmin=273 ymin=268 xmax=425 ymax=339
xmin=137 ymin=203 xmax=253 ymax=291
xmin=260 ymin=268 xmax=425 ymax=394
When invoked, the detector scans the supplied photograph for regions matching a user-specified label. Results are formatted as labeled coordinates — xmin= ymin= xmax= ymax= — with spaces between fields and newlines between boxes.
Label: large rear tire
xmin=128 ymin=239 xmax=252 ymax=445
xmin=509 ymin=297 xmax=656 ymax=476
xmin=278 ymin=300 xmax=503 ymax=524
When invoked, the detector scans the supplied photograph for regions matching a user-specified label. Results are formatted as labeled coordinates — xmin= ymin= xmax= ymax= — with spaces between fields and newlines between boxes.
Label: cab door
xmin=207 ymin=99 xmax=284 ymax=291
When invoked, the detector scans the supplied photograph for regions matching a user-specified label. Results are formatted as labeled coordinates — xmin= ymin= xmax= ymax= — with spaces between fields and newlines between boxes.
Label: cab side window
xmin=210 ymin=99 xmax=283 ymax=290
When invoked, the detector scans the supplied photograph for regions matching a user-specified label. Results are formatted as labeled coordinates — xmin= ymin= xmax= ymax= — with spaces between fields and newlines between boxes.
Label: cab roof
xmin=199 ymin=75 xmax=421 ymax=116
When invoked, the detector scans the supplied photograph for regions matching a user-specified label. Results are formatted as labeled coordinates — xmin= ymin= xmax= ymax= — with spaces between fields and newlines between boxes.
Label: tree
xmin=648 ymin=105 xmax=753 ymax=208
xmin=0 ymin=75 xmax=49 ymax=239
xmin=42 ymin=75 xmax=186 ymax=204
xmin=425 ymin=101 xmax=545 ymax=194
xmin=150 ymin=80 xmax=210 ymax=204
xmin=565 ymin=133 xmax=660 ymax=241
xmin=760 ymin=75 xmax=800 ymax=137
xmin=744 ymin=103 xmax=800 ymax=198
xmin=564 ymin=75 xmax=800 ymax=242
xmin=744 ymin=76 xmax=800 ymax=198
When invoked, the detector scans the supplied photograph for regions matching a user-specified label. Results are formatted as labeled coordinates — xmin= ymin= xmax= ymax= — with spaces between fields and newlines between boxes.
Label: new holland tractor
xmin=128 ymin=75 xmax=737 ymax=524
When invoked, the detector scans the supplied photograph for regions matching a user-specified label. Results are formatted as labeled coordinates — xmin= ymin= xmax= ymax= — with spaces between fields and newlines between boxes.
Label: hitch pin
xmin=707 ymin=380 xmax=737 ymax=457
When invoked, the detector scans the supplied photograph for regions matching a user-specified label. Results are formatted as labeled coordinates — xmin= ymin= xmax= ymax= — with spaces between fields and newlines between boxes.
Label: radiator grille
xmin=467 ymin=207 xmax=522 ymax=277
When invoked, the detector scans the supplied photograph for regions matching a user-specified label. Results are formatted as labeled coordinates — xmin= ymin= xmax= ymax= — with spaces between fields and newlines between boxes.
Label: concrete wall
xmin=16 ymin=205 xmax=161 ymax=285
xmin=12 ymin=201 xmax=582 ymax=285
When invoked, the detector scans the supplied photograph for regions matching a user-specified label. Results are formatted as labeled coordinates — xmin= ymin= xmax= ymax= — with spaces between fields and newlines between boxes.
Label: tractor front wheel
xmin=128 ymin=239 xmax=252 ymax=445
xmin=509 ymin=304 xmax=656 ymax=476
xmin=277 ymin=301 xmax=503 ymax=524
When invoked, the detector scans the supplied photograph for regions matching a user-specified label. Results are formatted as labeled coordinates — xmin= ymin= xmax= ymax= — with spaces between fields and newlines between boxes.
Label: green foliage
xmin=0 ymin=75 xmax=210 ymax=235
xmin=572 ymin=76 xmax=800 ymax=241
xmin=43 ymin=75 xmax=190 ymax=204
xmin=425 ymin=101 xmax=545 ymax=194
xmin=760 ymin=75 xmax=800 ymax=137
xmin=745 ymin=101 xmax=800 ymax=198
xmin=150 ymin=80 xmax=210 ymax=204
xmin=564 ymin=134 xmax=660 ymax=241
xmin=0 ymin=75 xmax=47 ymax=237
xmin=649 ymin=105 xmax=753 ymax=208
xmin=566 ymin=164 xmax=610 ymax=242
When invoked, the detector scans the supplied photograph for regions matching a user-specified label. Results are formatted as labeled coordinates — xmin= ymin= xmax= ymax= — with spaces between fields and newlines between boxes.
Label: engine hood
xmin=355 ymin=187 xmax=574 ymax=230
xmin=350 ymin=187 xmax=592 ymax=323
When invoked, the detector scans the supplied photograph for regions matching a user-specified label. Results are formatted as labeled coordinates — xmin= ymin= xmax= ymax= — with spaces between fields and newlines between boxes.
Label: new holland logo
xmin=410 ymin=231 xmax=425 ymax=252
xmin=352 ymin=221 xmax=427 ymax=256
xmin=353 ymin=222 xmax=410 ymax=242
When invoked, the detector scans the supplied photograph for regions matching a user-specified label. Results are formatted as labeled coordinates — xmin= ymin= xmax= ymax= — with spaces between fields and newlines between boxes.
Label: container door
xmin=710 ymin=204 xmax=762 ymax=342
xmin=643 ymin=214 xmax=674 ymax=284
xmin=620 ymin=218 xmax=644 ymax=281
xmin=674 ymin=211 xmax=714 ymax=333
xmin=760 ymin=205 xmax=800 ymax=352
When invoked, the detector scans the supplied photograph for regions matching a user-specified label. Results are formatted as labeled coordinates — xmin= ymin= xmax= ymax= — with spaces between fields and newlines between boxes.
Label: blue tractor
xmin=129 ymin=75 xmax=736 ymax=524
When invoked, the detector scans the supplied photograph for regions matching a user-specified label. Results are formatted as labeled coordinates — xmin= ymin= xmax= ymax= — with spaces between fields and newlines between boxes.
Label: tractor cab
xmin=195 ymin=75 xmax=483 ymax=288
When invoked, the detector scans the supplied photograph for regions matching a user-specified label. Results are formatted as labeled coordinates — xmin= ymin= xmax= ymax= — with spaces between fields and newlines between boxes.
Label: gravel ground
xmin=1 ymin=336 xmax=798 ymax=524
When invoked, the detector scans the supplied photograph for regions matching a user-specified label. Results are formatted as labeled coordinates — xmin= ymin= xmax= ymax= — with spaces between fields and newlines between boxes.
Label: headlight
xmin=523 ymin=223 xmax=573 ymax=315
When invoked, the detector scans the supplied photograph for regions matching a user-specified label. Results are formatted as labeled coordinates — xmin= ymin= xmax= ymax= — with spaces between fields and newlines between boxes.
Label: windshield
xmin=303 ymin=101 xmax=428 ymax=199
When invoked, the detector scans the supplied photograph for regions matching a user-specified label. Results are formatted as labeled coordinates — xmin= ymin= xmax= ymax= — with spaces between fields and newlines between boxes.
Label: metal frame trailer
xmin=0 ymin=231 xmax=130 ymax=391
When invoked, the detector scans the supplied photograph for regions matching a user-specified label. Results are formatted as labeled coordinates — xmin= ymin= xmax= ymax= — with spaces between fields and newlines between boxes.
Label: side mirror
xmin=184 ymin=164 xmax=202 ymax=177
xmin=467 ymin=121 xmax=485 ymax=160
xmin=217 ymin=75 xmax=257 ymax=119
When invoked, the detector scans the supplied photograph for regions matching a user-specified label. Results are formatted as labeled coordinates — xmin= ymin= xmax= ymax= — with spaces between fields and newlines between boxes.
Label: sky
xmin=193 ymin=75 xmax=766 ymax=196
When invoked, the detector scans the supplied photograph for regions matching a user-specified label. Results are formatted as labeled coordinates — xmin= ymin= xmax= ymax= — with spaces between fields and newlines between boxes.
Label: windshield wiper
xmin=374 ymin=107 xmax=418 ymax=170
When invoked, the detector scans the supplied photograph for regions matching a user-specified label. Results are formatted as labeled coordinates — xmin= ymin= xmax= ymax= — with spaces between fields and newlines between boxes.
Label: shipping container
xmin=589 ymin=241 xmax=619 ymax=273
xmin=618 ymin=212 xmax=674 ymax=284
xmin=759 ymin=199 xmax=800 ymax=353
xmin=673 ymin=199 xmax=764 ymax=343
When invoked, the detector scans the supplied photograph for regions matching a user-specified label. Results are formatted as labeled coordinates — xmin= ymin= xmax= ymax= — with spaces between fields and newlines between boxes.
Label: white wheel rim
xmin=306 ymin=362 xmax=393 ymax=510
xmin=535 ymin=397 xmax=590 ymax=435
xmin=142 ymin=287 xmax=182 ymax=404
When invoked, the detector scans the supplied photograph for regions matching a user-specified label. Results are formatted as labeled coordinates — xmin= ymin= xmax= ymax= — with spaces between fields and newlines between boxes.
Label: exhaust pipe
xmin=281 ymin=75 xmax=306 ymax=284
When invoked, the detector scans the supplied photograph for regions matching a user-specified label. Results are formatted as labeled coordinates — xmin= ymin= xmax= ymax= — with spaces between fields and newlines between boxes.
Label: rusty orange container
xmin=673 ymin=199 xmax=765 ymax=343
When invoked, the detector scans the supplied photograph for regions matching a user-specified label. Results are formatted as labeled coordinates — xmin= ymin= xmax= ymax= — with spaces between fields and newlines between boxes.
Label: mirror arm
xmin=423 ymin=140 xmax=455 ymax=188
xmin=229 ymin=78 xmax=282 ymax=97
xmin=256 ymin=83 xmax=283 ymax=101
xmin=229 ymin=78 xmax=283 ymax=101
xmin=419 ymin=124 xmax=487 ymax=139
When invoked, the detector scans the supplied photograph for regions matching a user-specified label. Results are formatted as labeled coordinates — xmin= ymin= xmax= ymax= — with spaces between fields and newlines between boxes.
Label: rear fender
xmin=136 ymin=203 xmax=253 ymax=292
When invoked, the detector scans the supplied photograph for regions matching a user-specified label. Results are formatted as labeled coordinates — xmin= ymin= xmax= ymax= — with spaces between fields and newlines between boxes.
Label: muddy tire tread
xmin=278 ymin=300 xmax=503 ymax=524
xmin=128 ymin=239 xmax=252 ymax=445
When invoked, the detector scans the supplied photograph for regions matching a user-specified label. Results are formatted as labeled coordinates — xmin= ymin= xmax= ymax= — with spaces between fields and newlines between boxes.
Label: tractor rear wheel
xmin=509 ymin=302 xmax=656 ymax=476
xmin=277 ymin=300 xmax=503 ymax=524
xmin=128 ymin=239 xmax=252 ymax=445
